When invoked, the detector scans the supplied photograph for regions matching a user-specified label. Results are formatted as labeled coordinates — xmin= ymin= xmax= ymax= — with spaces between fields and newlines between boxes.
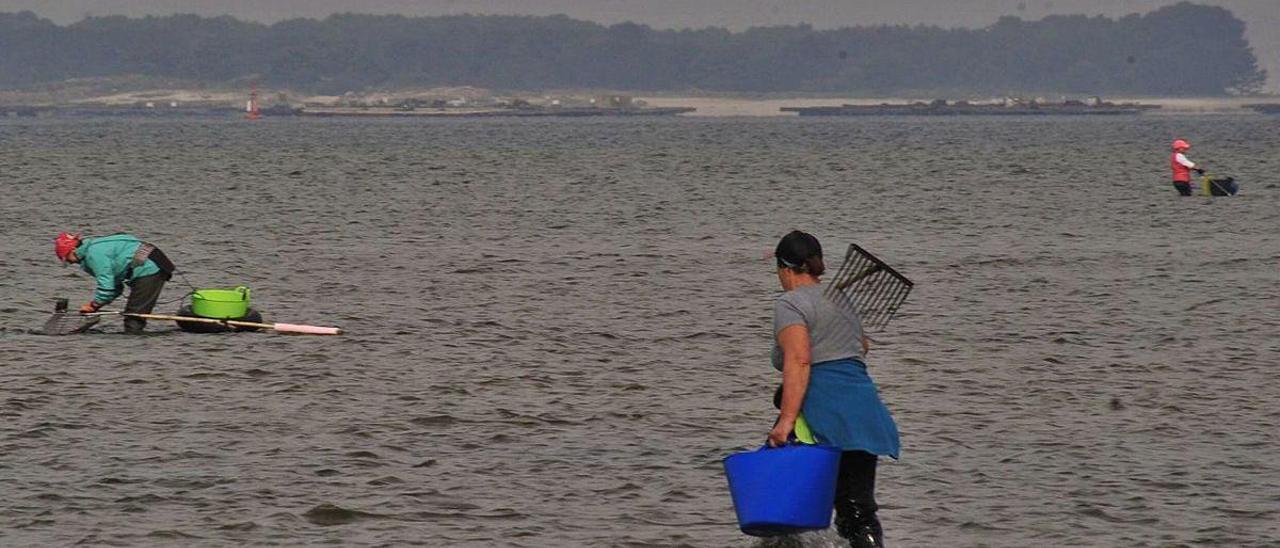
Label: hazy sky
xmin=3 ymin=0 xmax=1276 ymax=90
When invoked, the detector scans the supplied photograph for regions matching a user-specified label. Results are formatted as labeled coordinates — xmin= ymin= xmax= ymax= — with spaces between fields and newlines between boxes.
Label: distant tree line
xmin=0 ymin=2 xmax=1266 ymax=95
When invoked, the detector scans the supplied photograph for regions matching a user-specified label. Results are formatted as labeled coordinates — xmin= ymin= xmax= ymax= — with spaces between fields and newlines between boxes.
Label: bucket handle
xmin=758 ymin=440 xmax=822 ymax=451
xmin=235 ymin=286 xmax=250 ymax=302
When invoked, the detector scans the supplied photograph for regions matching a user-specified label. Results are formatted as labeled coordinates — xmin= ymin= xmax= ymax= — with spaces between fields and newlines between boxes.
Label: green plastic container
xmin=191 ymin=286 xmax=251 ymax=319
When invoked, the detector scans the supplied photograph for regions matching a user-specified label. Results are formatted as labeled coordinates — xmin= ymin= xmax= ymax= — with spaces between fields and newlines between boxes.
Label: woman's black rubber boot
xmin=835 ymin=504 xmax=884 ymax=548
xmin=834 ymin=450 xmax=884 ymax=547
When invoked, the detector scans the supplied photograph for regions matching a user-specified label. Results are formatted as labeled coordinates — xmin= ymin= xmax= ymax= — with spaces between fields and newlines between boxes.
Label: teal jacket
xmin=76 ymin=234 xmax=161 ymax=305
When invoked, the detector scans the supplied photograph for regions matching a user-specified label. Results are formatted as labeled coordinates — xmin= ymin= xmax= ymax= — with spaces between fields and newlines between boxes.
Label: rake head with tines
xmin=824 ymin=244 xmax=913 ymax=332
xmin=42 ymin=298 xmax=101 ymax=336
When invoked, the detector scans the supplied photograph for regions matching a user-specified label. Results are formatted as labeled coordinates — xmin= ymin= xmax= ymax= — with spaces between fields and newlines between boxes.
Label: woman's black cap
xmin=775 ymin=230 xmax=822 ymax=271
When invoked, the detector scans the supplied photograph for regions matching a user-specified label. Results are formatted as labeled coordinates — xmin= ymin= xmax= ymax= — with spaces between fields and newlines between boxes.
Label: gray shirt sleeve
xmin=773 ymin=294 xmax=808 ymax=337
xmin=771 ymin=293 xmax=808 ymax=371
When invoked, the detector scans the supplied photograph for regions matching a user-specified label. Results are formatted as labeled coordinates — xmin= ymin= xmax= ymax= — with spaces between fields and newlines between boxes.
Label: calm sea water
xmin=2 ymin=114 xmax=1278 ymax=546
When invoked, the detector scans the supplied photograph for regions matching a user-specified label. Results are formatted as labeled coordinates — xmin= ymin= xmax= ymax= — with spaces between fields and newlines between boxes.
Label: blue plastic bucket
xmin=723 ymin=444 xmax=842 ymax=537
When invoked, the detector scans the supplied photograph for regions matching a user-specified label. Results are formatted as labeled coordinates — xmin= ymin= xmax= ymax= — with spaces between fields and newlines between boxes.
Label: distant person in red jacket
xmin=1170 ymin=139 xmax=1204 ymax=196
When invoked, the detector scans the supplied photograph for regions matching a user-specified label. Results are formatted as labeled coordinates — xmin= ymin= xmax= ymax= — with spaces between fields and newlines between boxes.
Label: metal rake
xmin=823 ymin=244 xmax=913 ymax=332
xmin=42 ymin=299 xmax=101 ymax=335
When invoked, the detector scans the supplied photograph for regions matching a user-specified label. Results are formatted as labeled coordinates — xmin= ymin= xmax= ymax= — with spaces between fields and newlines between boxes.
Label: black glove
xmin=1193 ymin=168 xmax=1205 ymax=175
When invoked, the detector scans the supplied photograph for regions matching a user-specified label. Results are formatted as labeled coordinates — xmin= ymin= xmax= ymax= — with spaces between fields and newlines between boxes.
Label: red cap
xmin=1172 ymin=139 xmax=1191 ymax=151
xmin=54 ymin=232 xmax=81 ymax=262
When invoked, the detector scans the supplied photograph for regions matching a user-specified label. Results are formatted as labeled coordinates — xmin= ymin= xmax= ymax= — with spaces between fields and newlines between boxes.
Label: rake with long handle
xmin=43 ymin=299 xmax=343 ymax=336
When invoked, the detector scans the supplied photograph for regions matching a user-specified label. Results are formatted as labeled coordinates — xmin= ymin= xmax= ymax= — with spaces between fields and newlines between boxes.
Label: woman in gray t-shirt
xmin=767 ymin=230 xmax=899 ymax=548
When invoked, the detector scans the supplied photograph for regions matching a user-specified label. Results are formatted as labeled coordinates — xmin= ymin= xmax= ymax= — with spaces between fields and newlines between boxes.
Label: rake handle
xmin=122 ymin=313 xmax=343 ymax=335
xmin=834 ymin=264 xmax=883 ymax=290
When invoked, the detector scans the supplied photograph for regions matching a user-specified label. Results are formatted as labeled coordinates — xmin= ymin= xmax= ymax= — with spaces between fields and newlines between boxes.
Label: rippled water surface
xmin=2 ymin=114 xmax=1278 ymax=546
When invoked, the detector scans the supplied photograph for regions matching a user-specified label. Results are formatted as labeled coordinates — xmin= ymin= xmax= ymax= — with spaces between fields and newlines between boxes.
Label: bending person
xmin=766 ymin=230 xmax=900 ymax=548
xmin=54 ymin=232 xmax=175 ymax=334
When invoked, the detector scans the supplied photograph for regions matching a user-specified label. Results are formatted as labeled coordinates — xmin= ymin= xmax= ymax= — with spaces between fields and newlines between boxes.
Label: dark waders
xmin=123 ymin=274 xmax=166 ymax=334
xmin=122 ymin=244 xmax=175 ymax=334
xmin=835 ymin=450 xmax=884 ymax=548
xmin=1173 ymin=181 xmax=1193 ymax=196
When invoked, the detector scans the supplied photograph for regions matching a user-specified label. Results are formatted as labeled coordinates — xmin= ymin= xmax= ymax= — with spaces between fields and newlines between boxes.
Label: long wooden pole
xmin=122 ymin=313 xmax=343 ymax=335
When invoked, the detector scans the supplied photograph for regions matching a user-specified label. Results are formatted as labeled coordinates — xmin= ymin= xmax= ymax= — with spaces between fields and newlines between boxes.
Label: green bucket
xmin=190 ymin=286 xmax=251 ymax=319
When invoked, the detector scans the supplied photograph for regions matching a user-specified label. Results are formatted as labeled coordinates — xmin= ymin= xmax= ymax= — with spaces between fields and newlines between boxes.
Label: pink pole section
xmin=273 ymin=323 xmax=343 ymax=335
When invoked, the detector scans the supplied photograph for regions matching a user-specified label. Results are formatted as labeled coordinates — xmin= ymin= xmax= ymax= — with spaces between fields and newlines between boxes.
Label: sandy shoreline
xmin=2 ymin=83 xmax=1277 ymax=117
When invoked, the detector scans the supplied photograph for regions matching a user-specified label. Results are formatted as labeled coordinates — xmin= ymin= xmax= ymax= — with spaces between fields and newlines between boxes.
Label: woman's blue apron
xmin=800 ymin=358 xmax=900 ymax=459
